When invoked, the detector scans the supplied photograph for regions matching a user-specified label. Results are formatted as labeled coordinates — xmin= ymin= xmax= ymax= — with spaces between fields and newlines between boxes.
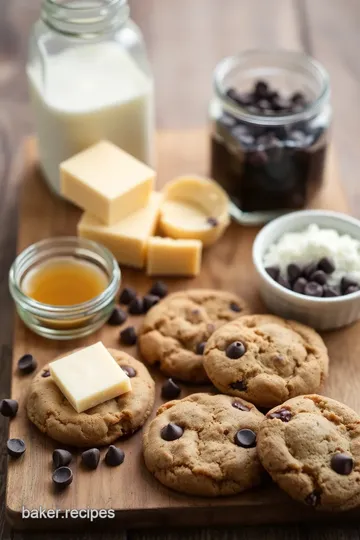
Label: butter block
xmin=49 ymin=342 xmax=131 ymax=413
xmin=60 ymin=141 xmax=155 ymax=225
xmin=78 ymin=192 xmax=163 ymax=268
xmin=159 ymin=175 xmax=230 ymax=246
xmin=147 ymin=237 xmax=202 ymax=276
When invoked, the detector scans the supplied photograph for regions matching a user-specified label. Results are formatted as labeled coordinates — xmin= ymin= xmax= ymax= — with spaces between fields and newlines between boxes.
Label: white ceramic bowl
xmin=252 ymin=210 xmax=360 ymax=330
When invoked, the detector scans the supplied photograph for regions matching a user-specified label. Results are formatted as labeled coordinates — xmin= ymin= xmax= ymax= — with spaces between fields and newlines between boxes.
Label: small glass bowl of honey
xmin=9 ymin=237 xmax=121 ymax=340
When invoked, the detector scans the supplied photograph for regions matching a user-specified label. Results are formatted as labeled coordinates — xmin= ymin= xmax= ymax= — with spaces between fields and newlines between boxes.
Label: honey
xmin=22 ymin=257 xmax=109 ymax=306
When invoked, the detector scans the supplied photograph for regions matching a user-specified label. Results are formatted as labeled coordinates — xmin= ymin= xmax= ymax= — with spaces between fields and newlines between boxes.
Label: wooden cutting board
xmin=6 ymin=130 xmax=360 ymax=530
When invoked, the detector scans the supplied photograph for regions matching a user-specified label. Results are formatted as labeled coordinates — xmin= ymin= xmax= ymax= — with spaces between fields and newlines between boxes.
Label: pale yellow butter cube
xmin=49 ymin=342 xmax=131 ymax=413
xmin=147 ymin=237 xmax=202 ymax=277
xmin=60 ymin=141 xmax=155 ymax=225
xmin=78 ymin=192 xmax=163 ymax=268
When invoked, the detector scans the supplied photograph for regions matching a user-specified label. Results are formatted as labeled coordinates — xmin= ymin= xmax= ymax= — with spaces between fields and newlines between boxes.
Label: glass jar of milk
xmin=27 ymin=0 xmax=154 ymax=194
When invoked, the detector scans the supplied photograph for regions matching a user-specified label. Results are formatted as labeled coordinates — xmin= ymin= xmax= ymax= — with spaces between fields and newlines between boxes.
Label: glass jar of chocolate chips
xmin=210 ymin=50 xmax=331 ymax=224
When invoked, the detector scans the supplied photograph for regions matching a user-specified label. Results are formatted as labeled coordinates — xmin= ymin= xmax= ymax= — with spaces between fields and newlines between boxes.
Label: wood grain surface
xmin=1 ymin=0 xmax=360 ymax=539
xmin=5 ymin=131 xmax=357 ymax=532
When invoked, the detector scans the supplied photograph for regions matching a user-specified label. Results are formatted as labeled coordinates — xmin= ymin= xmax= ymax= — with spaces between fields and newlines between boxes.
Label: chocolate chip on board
xmin=143 ymin=294 xmax=160 ymax=313
xmin=105 ymin=445 xmax=125 ymax=467
xmin=128 ymin=297 xmax=144 ymax=315
xmin=119 ymin=287 xmax=137 ymax=305
xmin=149 ymin=281 xmax=168 ymax=298
xmin=107 ymin=307 xmax=127 ymax=326
xmin=81 ymin=448 xmax=100 ymax=470
xmin=18 ymin=354 xmax=37 ymax=374
xmin=52 ymin=466 xmax=73 ymax=489
xmin=120 ymin=326 xmax=137 ymax=346
xmin=7 ymin=438 xmax=26 ymax=458
xmin=161 ymin=378 xmax=181 ymax=400
xmin=53 ymin=449 xmax=72 ymax=469
xmin=0 ymin=399 xmax=18 ymax=418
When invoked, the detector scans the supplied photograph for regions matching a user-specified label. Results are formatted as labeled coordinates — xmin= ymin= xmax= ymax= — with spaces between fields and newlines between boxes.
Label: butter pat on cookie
xmin=60 ymin=141 xmax=155 ymax=225
xmin=78 ymin=192 xmax=163 ymax=268
xmin=146 ymin=237 xmax=202 ymax=276
xmin=49 ymin=342 xmax=131 ymax=413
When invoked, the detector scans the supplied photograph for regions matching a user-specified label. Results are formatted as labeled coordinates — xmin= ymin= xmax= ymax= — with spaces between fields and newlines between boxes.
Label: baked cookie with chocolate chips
xmin=203 ymin=314 xmax=328 ymax=408
xmin=143 ymin=393 xmax=264 ymax=496
xmin=27 ymin=349 xmax=155 ymax=447
xmin=138 ymin=289 xmax=249 ymax=383
xmin=257 ymin=395 xmax=360 ymax=511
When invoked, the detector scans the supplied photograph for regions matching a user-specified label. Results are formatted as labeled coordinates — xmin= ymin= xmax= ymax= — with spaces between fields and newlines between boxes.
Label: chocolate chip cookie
xmin=138 ymin=289 xmax=250 ymax=383
xmin=257 ymin=395 xmax=360 ymax=511
xmin=27 ymin=349 xmax=155 ymax=447
xmin=143 ymin=393 xmax=264 ymax=496
xmin=203 ymin=314 xmax=328 ymax=408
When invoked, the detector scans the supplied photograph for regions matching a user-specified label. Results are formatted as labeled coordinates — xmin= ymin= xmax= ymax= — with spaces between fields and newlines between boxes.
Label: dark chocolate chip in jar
xmin=318 ymin=257 xmax=335 ymax=274
xmin=107 ymin=307 xmax=127 ymax=326
xmin=219 ymin=113 xmax=238 ymax=128
xmin=121 ymin=365 xmax=136 ymax=378
xmin=149 ymin=281 xmax=168 ymax=298
xmin=330 ymin=453 xmax=354 ymax=475
xmin=195 ymin=342 xmax=206 ymax=355
xmin=304 ymin=281 xmax=323 ymax=297
xmin=232 ymin=400 xmax=250 ymax=412
xmin=302 ymin=262 xmax=318 ymax=279
xmin=293 ymin=277 xmax=307 ymax=294
xmin=268 ymin=408 xmax=292 ymax=422
xmin=287 ymin=263 xmax=302 ymax=283
xmin=160 ymin=423 xmax=183 ymax=441
xmin=81 ymin=448 xmax=100 ymax=470
xmin=120 ymin=326 xmax=137 ymax=346
xmin=7 ymin=438 xmax=26 ymax=458
xmin=105 ymin=445 xmax=125 ymax=467
xmin=277 ymin=276 xmax=291 ymax=290
xmin=254 ymin=80 xmax=269 ymax=99
xmin=226 ymin=342 xmax=246 ymax=359
xmin=340 ymin=276 xmax=358 ymax=294
xmin=234 ymin=428 xmax=256 ymax=448
xmin=265 ymin=266 xmax=280 ymax=281
xmin=143 ymin=294 xmax=160 ymax=312
xmin=52 ymin=466 xmax=73 ymax=489
xmin=119 ymin=286 xmax=137 ymax=305
xmin=53 ymin=449 xmax=72 ymax=469
xmin=345 ymin=285 xmax=360 ymax=295
xmin=18 ymin=354 xmax=37 ymax=374
xmin=310 ymin=270 xmax=327 ymax=285
xmin=323 ymin=286 xmax=339 ymax=297
xmin=0 ymin=399 xmax=18 ymax=418
xmin=248 ymin=150 xmax=268 ymax=166
xmin=161 ymin=378 xmax=181 ymax=400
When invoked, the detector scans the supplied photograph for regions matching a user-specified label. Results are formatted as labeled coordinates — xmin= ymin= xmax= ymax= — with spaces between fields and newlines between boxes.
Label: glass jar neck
xmin=41 ymin=0 xmax=130 ymax=36
xmin=214 ymin=50 xmax=330 ymax=126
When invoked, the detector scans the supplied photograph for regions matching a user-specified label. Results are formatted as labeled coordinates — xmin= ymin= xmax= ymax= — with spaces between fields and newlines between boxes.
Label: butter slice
xmin=60 ymin=141 xmax=155 ymax=225
xmin=147 ymin=237 xmax=202 ymax=276
xmin=49 ymin=342 xmax=131 ymax=413
xmin=78 ymin=192 xmax=163 ymax=268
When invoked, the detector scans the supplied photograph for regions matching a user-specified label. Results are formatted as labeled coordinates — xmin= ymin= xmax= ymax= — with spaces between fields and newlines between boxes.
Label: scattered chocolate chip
xmin=287 ymin=263 xmax=302 ymax=283
xmin=226 ymin=341 xmax=246 ymax=359
xmin=149 ymin=281 xmax=168 ymax=298
xmin=207 ymin=217 xmax=219 ymax=227
xmin=121 ymin=365 xmax=136 ymax=378
xmin=53 ymin=449 xmax=72 ymax=469
xmin=341 ymin=276 xmax=358 ymax=294
xmin=277 ymin=276 xmax=291 ymax=289
xmin=304 ymin=281 xmax=323 ymax=297
xmin=128 ymin=297 xmax=144 ymax=315
xmin=230 ymin=380 xmax=247 ymax=391
xmin=318 ymin=257 xmax=335 ymax=274
xmin=143 ymin=294 xmax=160 ymax=313
xmin=160 ymin=423 xmax=183 ymax=441
xmin=18 ymin=354 xmax=37 ymax=374
xmin=331 ymin=453 xmax=354 ymax=475
xmin=81 ymin=448 xmax=100 ymax=470
xmin=41 ymin=369 xmax=51 ymax=378
xmin=232 ymin=401 xmax=250 ymax=412
xmin=345 ymin=285 xmax=360 ymax=295
xmin=105 ymin=445 xmax=125 ymax=467
xmin=119 ymin=287 xmax=137 ymax=305
xmin=249 ymin=150 xmax=268 ymax=166
xmin=265 ymin=266 xmax=280 ymax=280
xmin=0 ymin=399 xmax=18 ymax=418
xmin=7 ymin=438 xmax=26 ymax=458
xmin=120 ymin=326 xmax=137 ymax=346
xmin=107 ymin=307 xmax=127 ymax=326
xmin=161 ymin=378 xmax=181 ymax=400
xmin=291 ymin=91 xmax=306 ymax=105
xmin=302 ymin=262 xmax=318 ymax=279
xmin=323 ymin=286 xmax=339 ymax=297
xmin=293 ymin=277 xmax=307 ymax=294
xmin=229 ymin=302 xmax=242 ymax=313
xmin=254 ymin=80 xmax=268 ymax=98
xmin=305 ymin=490 xmax=321 ymax=507
xmin=196 ymin=342 xmax=206 ymax=355
xmin=52 ymin=466 xmax=73 ymax=489
xmin=310 ymin=270 xmax=327 ymax=285
xmin=268 ymin=408 xmax=292 ymax=422
xmin=234 ymin=428 xmax=256 ymax=448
